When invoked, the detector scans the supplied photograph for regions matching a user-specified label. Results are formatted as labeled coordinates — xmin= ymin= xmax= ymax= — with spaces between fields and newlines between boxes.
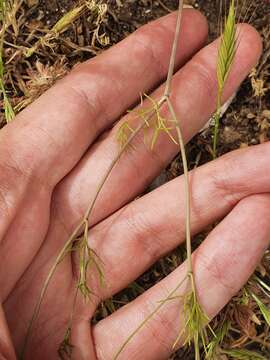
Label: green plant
xmin=213 ymin=0 xmax=237 ymax=158
xmin=113 ymin=1 xmax=210 ymax=358
xmin=22 ymin=1 xmax=265 ymax=360
xmin=221 ymin=348 xmax=266 ymax=360
xmin=206 ymin=321 xmax=230 ymax=359
xmin=0 ymin=0 xmax=15 ymax=123
xmin=24 ymin=0 xmax=109 ymax=58
xmin=252 ymin=293 xmax=270 ymax=327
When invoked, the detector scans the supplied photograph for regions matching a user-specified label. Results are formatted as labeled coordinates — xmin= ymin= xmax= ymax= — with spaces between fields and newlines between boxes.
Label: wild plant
xmin=213 ymin=0 xmax=237 ymax=157
xmin=21 ymin=1 xmax=263 ymax=359
xmin=24 ymin=0 xmax=109 ymax=58
xmin=0 ymin=0 xmax=15 ymax=123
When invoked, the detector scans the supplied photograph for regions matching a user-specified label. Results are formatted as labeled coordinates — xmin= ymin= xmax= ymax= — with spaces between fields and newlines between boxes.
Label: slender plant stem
xmin=163 ymin=0 xmax=191 ymax=267
xmin=164 ymin=0 xmax=184 ymax=97
xmin=213 ymin=93 xmax=222 ymax=159
xmin=166 ymin=98 xmax=192 ymax=275
xmin=82 ymin=98 xmax=164 ymax=223
xmin=114 ymin=2 xmax=197 ymax=358
xmin=24 ymin=2 xmax=189 ymax=357
xmin=22 ymin=98 xmax=166 ymax=358
xmin=163 ymin=0 xmax=193 ymax=274
xmin=113 ymin=275 xmax=188 ymax=360
xmin=21 ymin=219 xmax=85 ymax=358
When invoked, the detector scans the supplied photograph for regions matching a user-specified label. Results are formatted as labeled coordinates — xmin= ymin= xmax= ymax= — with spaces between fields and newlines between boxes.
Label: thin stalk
xmin=166 ymin=98 xmax=192 ymax=274
xmin=212 ymin=92 xmax=222 ymax=158
xmin=83 ymin=97 xmax=166 ymax=223
xmin=22 ymin=98 xmax=166 ymax=359
xmin=21 ymin=219 xmax=85 ymax=358
xmin=114 ymin=1 xmax=203 ymax=358
xmin=164 ymin=0 xmax=184 ymax=97
xmin=25 ymin=2 xmax=191 ymax=358
xmin=113 ymin=275 xmax=188 ymax=360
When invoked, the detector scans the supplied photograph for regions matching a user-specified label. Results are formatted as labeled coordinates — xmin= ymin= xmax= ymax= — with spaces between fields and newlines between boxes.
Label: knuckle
xmin=208 ymin=155 xmax=244 ymax=208
xmin=0 ymin=127 xmax=49 ymax=198
xmin=0 ymin=160 xmax=26 ymax=233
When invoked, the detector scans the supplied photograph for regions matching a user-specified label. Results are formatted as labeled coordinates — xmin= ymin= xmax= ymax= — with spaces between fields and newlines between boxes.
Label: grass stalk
xmin=22 ymin=97 xmax=166 ymax=358
xmin=114 ymin=1 xmax=209 ymax=358
xmin=113 ymin=275 xmax=188 ymax=360
xmin=24 ymin=0 xmax=230 ymax=358
xmin=21 ymin=219 xmax=85 ymax=358
xmin=213 ymin=0 xmax=237 ymax=158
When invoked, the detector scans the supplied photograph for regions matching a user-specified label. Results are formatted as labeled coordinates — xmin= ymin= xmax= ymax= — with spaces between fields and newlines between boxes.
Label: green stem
xmin=213 ymin=92 xmax=222 ymax=159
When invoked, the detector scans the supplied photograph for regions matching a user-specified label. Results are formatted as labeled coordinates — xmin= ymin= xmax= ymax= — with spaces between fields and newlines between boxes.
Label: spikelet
xmin=217 ymin=0 xmax=237 ymax=94
xmin=213 ymin=0 xmax=237 ymax=157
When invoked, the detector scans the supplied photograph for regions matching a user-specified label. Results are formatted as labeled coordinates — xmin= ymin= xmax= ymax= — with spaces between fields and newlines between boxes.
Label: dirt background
xmin=1 ymin=0 xmax=270 ymax=359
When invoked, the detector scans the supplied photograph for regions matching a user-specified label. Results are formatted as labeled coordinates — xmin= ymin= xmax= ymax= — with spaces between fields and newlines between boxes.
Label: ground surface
xmin=1 ymin=0 xmax=270 ymax=359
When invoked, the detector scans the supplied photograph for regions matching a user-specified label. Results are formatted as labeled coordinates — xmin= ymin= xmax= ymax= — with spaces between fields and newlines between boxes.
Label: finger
xmin=9 ymin=142 xmax=270 ymax=357
xmin=87 ymin=142 xmax=270 ymax=299
xmin=93 ymin=193 xmax=270 ymax=360
xmin=53 ymin=24 xmax=262 ymax=233
xmin=0 ymin=305 xmax=16 ymax=359
xmin=0 ymin=9 xmax=207 ymax=191
xmin=0 ymin=9 xmax=207 ymax=300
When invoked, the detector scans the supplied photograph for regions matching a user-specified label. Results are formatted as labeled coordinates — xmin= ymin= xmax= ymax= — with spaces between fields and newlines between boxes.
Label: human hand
xmin=0 ymin=8 xmax=267 ymax=360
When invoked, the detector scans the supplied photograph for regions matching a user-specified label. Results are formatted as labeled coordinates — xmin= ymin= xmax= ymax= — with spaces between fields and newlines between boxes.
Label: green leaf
xmin=252 ymin=293 xmax=270 ymax=326
xmin=206 ymin=321 xmax=230 ymax=359
xmin=222 ymin=348 xmax=266 ymax=360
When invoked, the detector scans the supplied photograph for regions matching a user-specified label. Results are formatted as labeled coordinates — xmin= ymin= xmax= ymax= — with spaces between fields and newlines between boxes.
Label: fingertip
xmin=140 ymin=8 xmax=209 ymax=68
xmin=183 ymin=8 xmax=209 ymax=41
xmin=158 ymin=8 xmax=209 ymax=48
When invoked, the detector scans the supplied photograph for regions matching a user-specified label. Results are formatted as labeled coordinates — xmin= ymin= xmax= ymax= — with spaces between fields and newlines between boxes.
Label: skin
xmin=0 ymin=8 xmax=268 ymax=360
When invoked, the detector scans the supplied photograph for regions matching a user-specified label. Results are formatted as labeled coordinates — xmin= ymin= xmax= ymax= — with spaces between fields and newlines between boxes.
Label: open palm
xmin=0 ymin=9 xmax=268 ymax=360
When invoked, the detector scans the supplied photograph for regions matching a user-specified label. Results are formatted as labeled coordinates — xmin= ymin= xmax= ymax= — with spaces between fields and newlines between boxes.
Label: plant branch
xmin=22 ymin=97 xmax=166 ymax=358
xmin=113 ymin=275 xmax=188 ymax=360
xmin=164 ymin=0 xmax=184 ymax=97
xmin=166 ymin=97 xmax=192 ymax=274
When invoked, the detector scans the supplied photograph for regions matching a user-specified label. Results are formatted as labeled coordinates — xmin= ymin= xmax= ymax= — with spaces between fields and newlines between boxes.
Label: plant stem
xmin=21 ymin=219 xmax=85 ymax=358
xmin=24 ymin=2 xmax=191 ymax=357
xmin=163 ymin=0 xmax=193 ymax=280
xmin=22 ymin=98 xmax=166 ymax=358
xmin=213 ymin=93 xmax=222 ymax=159
xmin=114 ymin=2 xmax=198 ymax=358
xmin=82 ymin=96 xmax=166 ymax=226
xmin=163 ymin=1 xmax=191 ymax=271
xmin=113 ymin=275 xmax=188 ymax=360
xmin=164 ymin=0 xmax=184 ymax=97
xmin=166 ymin=98 xmax=192 ymax=274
